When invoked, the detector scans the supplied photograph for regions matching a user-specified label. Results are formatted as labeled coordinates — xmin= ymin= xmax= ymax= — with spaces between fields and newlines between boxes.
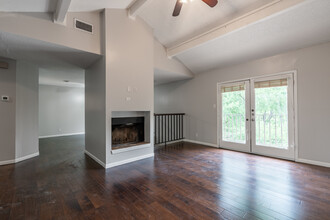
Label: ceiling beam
xmin=128 ymin=0 xmax=153 ymax=19
xmin=54 ymin=0 xmax=72 ymax=24
xmin=167 ymin=0 xmax=304 ymax=57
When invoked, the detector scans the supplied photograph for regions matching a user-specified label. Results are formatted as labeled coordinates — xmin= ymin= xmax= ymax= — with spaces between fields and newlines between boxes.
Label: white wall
xmin=0 ymin=12 xmax=101 ymax=55
xmin=154 ymin=39 xmax=193 ymax=84
xmin=39 ymin=85 xmax=85 ymax=137
xmin=155 ymin=41 xmax=330 ymax=165
xmin=16 ymin=61 xmax=39 ymax=158
xmin=85 ymin=57 xmax=107 ymax=163
xmin=0 ymin=58 xmax=16 ymax=162
xmin=105 ymin=9 xmax=154 ymax=165
xmin=85 ymin=9 xmax=155 ymax=167
xmin=0 ymin=59 xmax=39 ymax=165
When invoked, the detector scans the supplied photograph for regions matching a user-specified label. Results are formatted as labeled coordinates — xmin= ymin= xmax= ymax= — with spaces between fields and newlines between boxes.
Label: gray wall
xmin=16 ymin=61 xmax=39 ymax=158
xmin=39 ymin=85 xmax=85 ymax=137
xmin=105 ymin=9 xmax=154 ymax=165
xmin=0 ymin=58 xmax=16 ymax=162
xmin=85 ymin=9 xmax=155 ymax=166
xmin=85 ymin=57 xmax=106 ymax=163
xmin=155 ymin=41 xmax=330 ymax=164
xmin=0 ymin=59 xmax=39 ymax=164
xmin=0 ymin=12 xmax=101 ymax=55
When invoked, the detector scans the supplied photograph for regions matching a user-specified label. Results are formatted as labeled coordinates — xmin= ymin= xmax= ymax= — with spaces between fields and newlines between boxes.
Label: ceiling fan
xmin=173 ymin=0 xmax=218 ymax=17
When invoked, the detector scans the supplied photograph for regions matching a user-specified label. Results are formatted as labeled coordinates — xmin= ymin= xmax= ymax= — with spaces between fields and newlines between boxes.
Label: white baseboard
xmin=184 ymin=139 xmax=219 ymax=148
xmin=155 ymin=139 xmax=184 ymax=146
xmin=85 ymin=150 xmax=154 ymax=169
xmin=0 ymin=159 xmax=15 ymax=166
xmin=296 ymin=158 xmax=330 ymax=168
xmin=39 ymin=132 xmax=85 ymax=139
xmin=84 ymin=150 xmax=107 ymax=168
xmin=106 ymin=153 xmax=154 ymax=169
xmin=0 ymin=152 xmax=39 ymax=166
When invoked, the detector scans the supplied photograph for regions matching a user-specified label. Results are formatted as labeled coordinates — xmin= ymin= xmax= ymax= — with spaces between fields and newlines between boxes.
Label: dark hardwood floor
xmin=0 ymin=135 xmax=330 ymax=219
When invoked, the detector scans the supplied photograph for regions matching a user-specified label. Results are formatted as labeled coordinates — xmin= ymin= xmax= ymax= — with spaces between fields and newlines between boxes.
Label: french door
xmin=218 ymin=73 xmax=295 ymax=160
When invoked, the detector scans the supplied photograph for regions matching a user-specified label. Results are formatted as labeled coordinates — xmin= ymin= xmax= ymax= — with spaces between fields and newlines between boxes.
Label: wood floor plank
xmin=0 ymin=136 xmax=330 ymax=219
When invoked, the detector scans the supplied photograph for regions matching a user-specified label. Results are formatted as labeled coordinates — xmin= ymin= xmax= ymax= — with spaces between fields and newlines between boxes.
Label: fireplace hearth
xmin=112 ymin=117 xmax=145 ymax=150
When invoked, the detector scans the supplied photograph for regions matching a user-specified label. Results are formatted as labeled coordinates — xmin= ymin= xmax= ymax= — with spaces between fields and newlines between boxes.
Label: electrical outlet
xmin=195 ymin=133 xmax=198 ymax=137
xmin=1 ymin=95 xmax=9 ymax=102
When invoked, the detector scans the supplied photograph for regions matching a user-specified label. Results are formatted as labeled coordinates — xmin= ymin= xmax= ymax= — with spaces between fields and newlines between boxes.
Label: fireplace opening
xmin=112 ymin=117 xmax=146 ymax=150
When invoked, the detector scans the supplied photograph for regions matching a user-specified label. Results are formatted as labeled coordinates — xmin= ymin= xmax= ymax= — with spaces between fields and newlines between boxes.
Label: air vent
xmin=74 ymin=19 xmax=93 ymax=34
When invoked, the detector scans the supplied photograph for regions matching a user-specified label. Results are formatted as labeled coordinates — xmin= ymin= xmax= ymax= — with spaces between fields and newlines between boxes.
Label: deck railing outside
xmin=154 ymin=113 xmax=185 ymax=145
xmin=223 ymin=113 xmax=288 ymax=148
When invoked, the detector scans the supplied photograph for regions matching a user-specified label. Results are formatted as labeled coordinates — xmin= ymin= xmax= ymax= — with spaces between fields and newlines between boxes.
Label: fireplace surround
xmin=111 ymin=111 xmax=151 ymax=151
xmin=112 ymin=117 xmax=145 ymax=149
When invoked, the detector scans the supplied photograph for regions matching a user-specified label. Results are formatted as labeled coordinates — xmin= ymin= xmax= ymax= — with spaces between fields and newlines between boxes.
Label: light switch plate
xmin=1 ymin=95 xmax=10 ymax=102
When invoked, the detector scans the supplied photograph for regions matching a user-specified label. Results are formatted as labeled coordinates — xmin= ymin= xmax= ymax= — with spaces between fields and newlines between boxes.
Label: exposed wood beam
xmin=54 ymin=0 xmax=72 ymax=24
xmin=167 ymin=0 xmax=305 ymax=57
xmin=128 ymin=0 xmax=153 ymax=19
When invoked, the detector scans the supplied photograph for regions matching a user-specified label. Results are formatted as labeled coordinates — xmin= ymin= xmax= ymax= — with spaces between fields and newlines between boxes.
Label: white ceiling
xmin=0 ymin=31 xmax=101 ymax=69
xmin=139 ymin=0 xmax=274 ymax=47
xmin=69 ymin=0 xmax=135 ymax=12
xmin=0 ymin=0 xmax=135 ymax=12
xmin=0 ymin=30 xmax=97 ymax=87
xmin=0 ymin=0 xmax=57 ymax=12
xmin=39 ymin=68 xmax=85 ymax=87
xmin=154 ymin=68 xmax=192 ymax=85
xmin=175 ymin=0 xmax=330 ymax=74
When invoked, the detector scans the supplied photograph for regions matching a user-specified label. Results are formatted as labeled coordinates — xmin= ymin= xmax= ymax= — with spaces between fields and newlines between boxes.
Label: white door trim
xmin=217 ymin=70 xmax=298 ymax=161
xmin=218 ymin=80 xmax=251 ymax=152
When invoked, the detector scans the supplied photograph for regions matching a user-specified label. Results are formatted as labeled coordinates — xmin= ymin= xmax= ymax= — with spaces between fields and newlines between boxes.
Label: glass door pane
xmin=251 ymin=74 xmax=295 ymax=160
xmin=219 ymin=81 xmax=250 ymax=152
xmin=254 ymin=79 xmax=288 ymax=148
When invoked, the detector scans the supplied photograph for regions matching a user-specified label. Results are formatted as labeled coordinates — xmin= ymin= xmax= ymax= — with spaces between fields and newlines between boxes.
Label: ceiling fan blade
xmin=201 ymin=0 xmax=218 ymax=7
xmin=172 ymin=0 xmax=183 ymax=17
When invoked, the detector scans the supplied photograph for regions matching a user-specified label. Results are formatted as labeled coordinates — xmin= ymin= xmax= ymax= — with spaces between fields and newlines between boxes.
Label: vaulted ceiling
xmin=139 ymin=0 xmax=274 ymax=47
xmin=1 ymin=0 xmax=330 ymax=82
xmin=0 ymin=0 xmax=135 ymax=12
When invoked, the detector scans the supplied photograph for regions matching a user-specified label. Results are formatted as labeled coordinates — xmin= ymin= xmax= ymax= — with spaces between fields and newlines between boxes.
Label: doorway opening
xmin=217 ymin=72 xmax=297 ymax=160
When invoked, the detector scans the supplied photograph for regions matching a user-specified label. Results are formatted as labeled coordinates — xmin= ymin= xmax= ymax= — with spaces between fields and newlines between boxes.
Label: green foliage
xmin=222 ymin=86 xmax=288 ymax=148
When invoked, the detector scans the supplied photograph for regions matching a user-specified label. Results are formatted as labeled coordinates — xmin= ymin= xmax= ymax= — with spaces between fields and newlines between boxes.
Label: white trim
xmin=84 ymin=150 xmax=106 ymax=168
xmin=0 ymin=152 xmax=39 ymax=166
xmin=184 ymin=139 xmax=218 ymax=148
xmin=15 ymin=152 xmax=39 ymax=163
xmin=0 ymin=159 xmax=15 ymax=166
xmin=39 ymin=82 xmax=84 ymax=88
xmin=39 ymin=132 xmax=85 ymax=139
xmin=296 ymin=158 xmax=330 ymax=168
xmin=106 ymin=153 xmax=154 ymax=169
xmin=216 ymin=70 xmax=298 ymax=160
xmin=155 ymin=139 xmax=184 ymax=146
xmin=111 ymin=143 xmax=152 ymax=154
xmin=217 ymin=80 xmax=251 ymax=152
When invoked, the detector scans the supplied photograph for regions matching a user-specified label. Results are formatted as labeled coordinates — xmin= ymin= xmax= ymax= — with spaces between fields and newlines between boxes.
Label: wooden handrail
xmin=154 ymin=113 xmax=185 ymax=116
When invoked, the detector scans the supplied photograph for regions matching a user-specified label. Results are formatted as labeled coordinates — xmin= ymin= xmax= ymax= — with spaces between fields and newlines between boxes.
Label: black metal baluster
xmin=181 ymin=115 xmax=183 ymax=139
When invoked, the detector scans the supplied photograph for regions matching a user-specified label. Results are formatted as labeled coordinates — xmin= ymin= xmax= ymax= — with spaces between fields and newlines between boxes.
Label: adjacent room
xmin=0 ymin=0 xmax=329 ymax=219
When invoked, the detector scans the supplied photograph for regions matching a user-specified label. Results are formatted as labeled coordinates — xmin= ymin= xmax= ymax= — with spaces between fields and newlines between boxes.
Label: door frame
xmin=218 ymin=80 xmax=251 ymax=153
xmin=217 ymin=70 xmax=298 ymax=161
